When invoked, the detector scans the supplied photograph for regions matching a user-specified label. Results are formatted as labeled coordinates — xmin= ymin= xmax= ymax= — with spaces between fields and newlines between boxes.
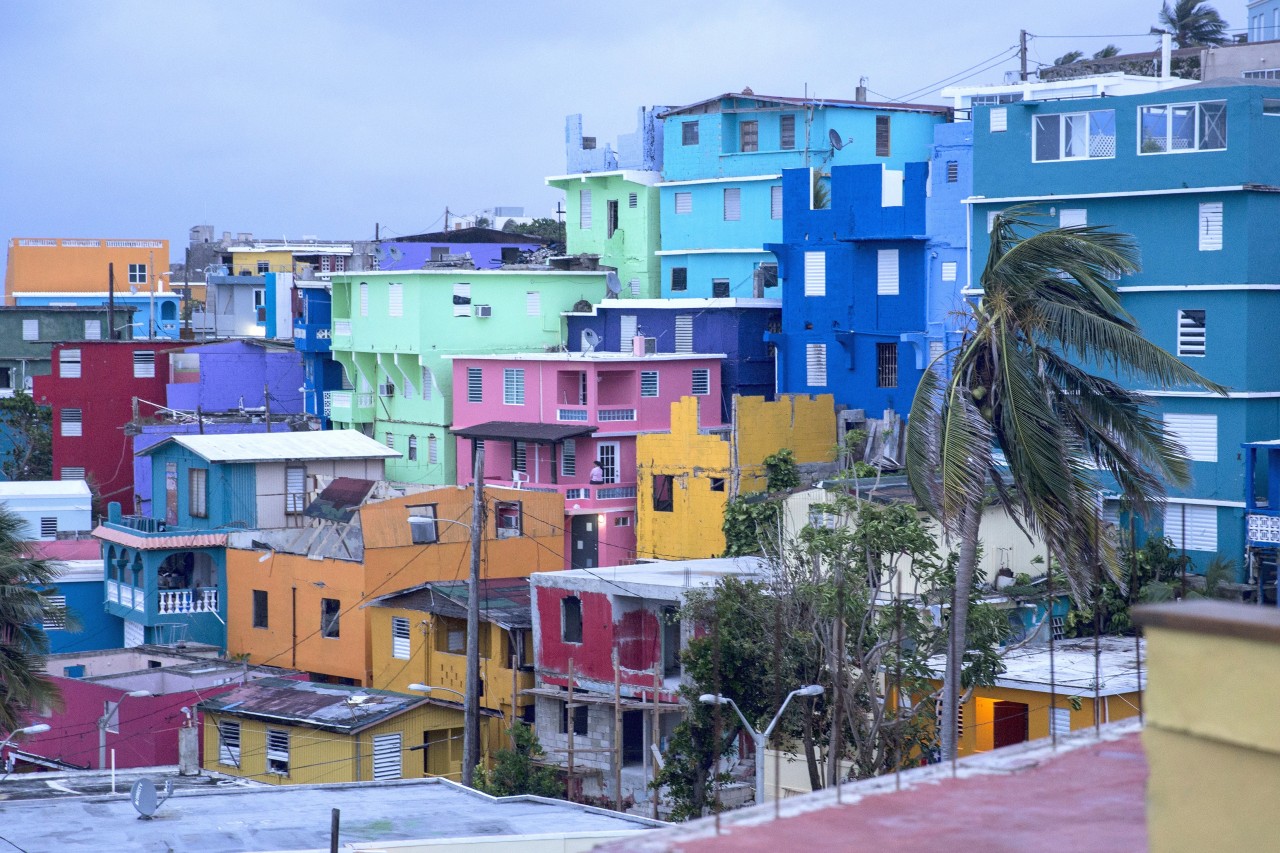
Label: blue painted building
xmin=1248 ymin=0 xmax=1280 ymax=42
xmin=293 ymin=284 xmax=344 ymax=424
xmin=13 ymin=292 xmax=181 ymax=340
xmin=656 ymin=93 xmax=949 ymax=299
xmin=564 ymin=298 xmax=780 ymax=418
xmin=376 ymin=228 xmax=543 ymax=271
xmin=35 ymin=550 xmax=124 ymax=653
xmin=968 ymin=79 xmax=1280 ymax=574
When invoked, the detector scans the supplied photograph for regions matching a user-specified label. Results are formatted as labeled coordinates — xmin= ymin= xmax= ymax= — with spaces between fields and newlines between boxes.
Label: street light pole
xmin=700 ymin=684 xmax=824 ymax=805
xmin=97 ymin=690 xmax=152 ymax=769
xmin=0 ymin=724 xmax=51 ymax=778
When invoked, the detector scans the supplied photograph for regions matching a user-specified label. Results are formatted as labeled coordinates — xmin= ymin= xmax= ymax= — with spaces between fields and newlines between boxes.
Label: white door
xmin=596 ymin=442 xmax=620 ymax=484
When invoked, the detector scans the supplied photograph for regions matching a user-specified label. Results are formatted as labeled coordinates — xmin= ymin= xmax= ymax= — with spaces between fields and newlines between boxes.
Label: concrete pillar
xmin=178 ymin=726 xmax=200 ymax=776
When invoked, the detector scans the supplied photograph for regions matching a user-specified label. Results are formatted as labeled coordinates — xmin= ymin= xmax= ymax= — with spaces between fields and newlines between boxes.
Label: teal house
xmin=656 ymin=92 xmax=950 ymax=299
xmin=969 ymin=79 xmax=1280 ymax=576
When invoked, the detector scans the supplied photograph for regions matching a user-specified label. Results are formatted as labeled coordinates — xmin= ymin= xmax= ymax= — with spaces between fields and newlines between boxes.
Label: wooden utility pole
xmin=108 ymin=263 xmax=117 ymax=339
xmin=613 ymin=649 xmax=623 ymax=811
xmin=264 ymin=383 xmax=272 ymax=432
xmin=651 ymin=667 xmax=661 ymax=820
xmin=463 ymin=445 xmax=485 ymax=787
xmin=567 ymin=657 xmax=576 ymax=802
xmin=1020 ymin=30 xmax=1029 ymax=81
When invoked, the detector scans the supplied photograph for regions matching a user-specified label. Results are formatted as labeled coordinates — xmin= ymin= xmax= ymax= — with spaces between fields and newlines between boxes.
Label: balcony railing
xmin=325 ymin=390 xmax=374 ymax=424
xmin=106 ymin=580 xmax=145 ymax=611
xmin=333 ymin=319 xmax=352 ymax=339
xmin=119 ymin=515 xmax=169 ymax=534
xmin=157 ymin=588 xmax=219 ymax=615
xmin=1247 ymin=513 xmax=1280 ymax=545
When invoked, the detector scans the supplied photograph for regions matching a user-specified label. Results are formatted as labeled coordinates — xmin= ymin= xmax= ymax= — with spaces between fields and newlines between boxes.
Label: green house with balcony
xmin=326 ymin=266 xmax=611 ymax=485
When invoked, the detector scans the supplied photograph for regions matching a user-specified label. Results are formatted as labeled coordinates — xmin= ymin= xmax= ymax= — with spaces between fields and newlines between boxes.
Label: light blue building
xmin=13 ymin=292 xmax=182 ymax=340
xmin=969 ymin=79 xmax=1280 ymax=575
xmin=1248 ymin=0 xmax=1280 ymax=42
xmin=656 ymin=93 xmax=949 ymax=299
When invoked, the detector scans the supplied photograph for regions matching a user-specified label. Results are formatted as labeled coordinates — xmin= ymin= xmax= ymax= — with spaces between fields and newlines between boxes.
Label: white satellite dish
xmin=604 ymin=271 xmax=622 ymax=297
xmin=131 ymin=778 xmax=174 ymax=820
xmin=580 ymin=328 xmax=601 ymax=353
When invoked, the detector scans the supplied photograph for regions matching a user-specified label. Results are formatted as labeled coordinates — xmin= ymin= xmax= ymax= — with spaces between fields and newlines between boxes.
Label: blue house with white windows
xmin=12 ymin=292 xmax=182 ymax=340
xmin=1248 ymin=0 xmax=1280 ymax=42
xmin=969 ymin=79 xmax=1280 ymax=575
xmin=656 ymin=93 xmax=950 ymax=300
xmin=292 ymin=284 xmax=344 ymax=424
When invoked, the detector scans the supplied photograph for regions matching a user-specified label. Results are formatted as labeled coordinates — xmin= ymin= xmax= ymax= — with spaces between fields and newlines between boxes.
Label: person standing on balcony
xmin=589 ymin=460 xmax=605 ymax=484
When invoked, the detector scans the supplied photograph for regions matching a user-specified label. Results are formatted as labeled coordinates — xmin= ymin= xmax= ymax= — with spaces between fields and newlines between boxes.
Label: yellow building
xmin=635 ymin=394 xmax=837 ymax=559
xmin=227 ymin=248 xmax=295 ymax=277
xmin=367 ymin=577 xmax=535 ymax=763
xmin=226 ymin=484 xmax=564 ymax=685
xmin=199 ymin=676 xmax=503 ymax=784
xmin=4 ymin=237 xmax=170 ymax=305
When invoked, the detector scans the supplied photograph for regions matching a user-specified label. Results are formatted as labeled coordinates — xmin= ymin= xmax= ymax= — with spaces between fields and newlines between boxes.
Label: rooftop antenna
xmin=130 ymin=777 xmax=175 ymax=820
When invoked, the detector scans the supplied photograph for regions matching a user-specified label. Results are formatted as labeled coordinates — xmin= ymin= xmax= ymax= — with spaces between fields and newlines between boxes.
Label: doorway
xmin=571 ymin=515 xmax=598 ymax=569
xmin=992 ymin=701 xmax=1029 ymax=749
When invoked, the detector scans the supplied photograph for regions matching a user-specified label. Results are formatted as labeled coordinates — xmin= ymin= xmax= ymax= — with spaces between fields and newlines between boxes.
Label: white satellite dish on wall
xmin=580 ymin=328 xmax=601 ymax=353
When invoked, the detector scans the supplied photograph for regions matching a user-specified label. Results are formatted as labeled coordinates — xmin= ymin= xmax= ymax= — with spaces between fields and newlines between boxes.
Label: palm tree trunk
xmin=941 ymin=504 xmax=982 ymax=762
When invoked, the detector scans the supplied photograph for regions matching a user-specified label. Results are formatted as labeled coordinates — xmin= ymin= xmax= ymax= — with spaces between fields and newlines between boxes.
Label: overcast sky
xmin=0 ymin=0 xmax=1244 ymax=264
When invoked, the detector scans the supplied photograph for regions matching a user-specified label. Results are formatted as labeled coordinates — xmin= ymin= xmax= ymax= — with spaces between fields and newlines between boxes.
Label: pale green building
xmin=545 ymin=170 xmax=662 ymax=298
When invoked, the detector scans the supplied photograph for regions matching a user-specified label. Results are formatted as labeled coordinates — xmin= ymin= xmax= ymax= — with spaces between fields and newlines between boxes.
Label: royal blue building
xmin=293 ymin=284 xmax=344 ymax=425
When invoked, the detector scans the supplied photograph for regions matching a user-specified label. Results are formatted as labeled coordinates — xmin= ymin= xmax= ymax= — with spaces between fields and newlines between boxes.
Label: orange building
xmin=226 ymin=484 xmax=564 ymax=685
xmin=5 ymin=237 xmax=171 ymax=304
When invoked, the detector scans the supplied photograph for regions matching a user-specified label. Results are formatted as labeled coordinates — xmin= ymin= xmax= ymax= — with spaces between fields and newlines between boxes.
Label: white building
xmin=0 ymin=480 xmax=93 ymax=540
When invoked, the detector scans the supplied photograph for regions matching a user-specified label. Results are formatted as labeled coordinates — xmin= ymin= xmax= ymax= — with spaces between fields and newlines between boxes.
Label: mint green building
xmin=545 ymin=171 xmax=662 ymax=298
xmin=325 ymin=268 xmax=610 ymax=484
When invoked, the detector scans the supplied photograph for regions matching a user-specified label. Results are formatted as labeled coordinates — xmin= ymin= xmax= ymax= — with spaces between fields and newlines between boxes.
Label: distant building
xmin=0 ymin=305 xmax=133 ymax=399
xmin=4 ymin=236 xmax=170 ymax=305
xmin=376 ymin=227 xmax=543 ymax=271
xmin=1247 ymin=0 xmax=1280 ymax=42
xmin=23 ymin=539 xmax=122 ymax=654
xmin=11 ymin=291 xmax=181 ymax=340
xmin=0 ymin=479 xmax=91 ymax=539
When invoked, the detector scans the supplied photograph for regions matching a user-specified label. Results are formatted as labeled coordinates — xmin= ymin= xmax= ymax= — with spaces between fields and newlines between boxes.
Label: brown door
xmin=992 ymin=701 xmax=1029 ymax=749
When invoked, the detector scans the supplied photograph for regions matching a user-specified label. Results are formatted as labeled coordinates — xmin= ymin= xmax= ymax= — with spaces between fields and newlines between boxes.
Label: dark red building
xmin=35 ymin=340 xmax=186 ymax=511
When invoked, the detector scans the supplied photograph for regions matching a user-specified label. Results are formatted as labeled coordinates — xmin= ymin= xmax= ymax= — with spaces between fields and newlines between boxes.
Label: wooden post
xmin=613 ymin=649 xmax=623 ymax=812
xmin=651 ymin=666 xmax=661 ymax=820
xmin=463 ymin=447 xmax=484 ymax=787
xmin=510 ymin=650 xmax=519 ymax=749
xmin=329 ymin=808 xmax=340 ymax=853
xmin=567 ymin=657 xmax=576 ymax=803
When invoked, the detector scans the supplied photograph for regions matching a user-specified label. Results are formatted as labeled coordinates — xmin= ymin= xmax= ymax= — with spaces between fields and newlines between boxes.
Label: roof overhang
xmin=450 ymin=421 xmax=597 ymax=444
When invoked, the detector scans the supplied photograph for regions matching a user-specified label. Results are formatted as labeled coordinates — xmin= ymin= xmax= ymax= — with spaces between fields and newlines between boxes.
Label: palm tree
xmin=1154 ymin=0 xmax=1229 ymax=48
xmin=1093 ymin=44 xmax=1121 ymax=59
xmin=906 ymin=210 xmax=1226 ymax=760
xmin=1053 ymin=51 xmax=1085 ymax=66
xmin=0 ymin=506 xmax=65 ymax=732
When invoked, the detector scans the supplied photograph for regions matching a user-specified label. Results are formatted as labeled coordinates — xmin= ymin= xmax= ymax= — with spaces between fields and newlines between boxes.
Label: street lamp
xmin=98 ymin=690 xmax=152 ymax=769
xmin=0 ymin=723 xmax=52 ymax=778
xmin=407 ymin=683 xmax=466 ymax=700
xmin=699 ymin=684 xmax=824 ymax=805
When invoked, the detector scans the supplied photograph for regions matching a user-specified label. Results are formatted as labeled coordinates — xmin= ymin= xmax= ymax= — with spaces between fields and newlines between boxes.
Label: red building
xmin=34 ymin=340 xmax=186 ymax=510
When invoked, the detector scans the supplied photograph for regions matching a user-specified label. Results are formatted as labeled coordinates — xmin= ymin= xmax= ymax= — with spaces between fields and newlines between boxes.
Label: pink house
xmin=448 ymin=352 xmax=724 ymax=568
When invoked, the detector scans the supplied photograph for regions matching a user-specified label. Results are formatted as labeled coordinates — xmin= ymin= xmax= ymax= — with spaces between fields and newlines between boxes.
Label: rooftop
xmin=928 ymin=636 xmax=1146 ymax=697
xmin=0 ymin=771 xmax=663 ymax=852
xmin=366 ymin=577 xmax=534 ymax=629
xmin=0 ymin=480 xmax=93 ymax=499
xmin=660 ymin=92 xmax=950 ymax=117
xmin=451 ymin=421 xmax=597 ymax=444
xmin=385 ymin=226 xmax=543 ymax=244
xmin=532 ymin=556 xmax=770 ymax=597
xmin=197 ymin=677 xmax=428 ymax=734
xmin=563 ymin=297 xmax=780 ymax=314
xmin=445 ymin=351 xmax=727 ymax=363
xmin=136 ymin=428 xmax=400 ymax=463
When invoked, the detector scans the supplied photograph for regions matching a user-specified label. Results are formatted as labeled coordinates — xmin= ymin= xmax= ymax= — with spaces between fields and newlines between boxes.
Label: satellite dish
xmin=605 ymin=271 xmax=622 ymax=297
xmin=828 ymin=128 xmax=844 ymax=151
xmin=131 ymin=778 xmax=174 ymax=821
xmin=580 ymin=328 xmax=602 ymax=353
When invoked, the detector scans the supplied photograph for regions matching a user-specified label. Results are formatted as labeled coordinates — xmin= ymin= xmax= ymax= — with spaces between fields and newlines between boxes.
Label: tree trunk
xmin=941 ymin=505 xmax=982 ymax=762
xmin=802 ymin=698 xmax=823 ymax=791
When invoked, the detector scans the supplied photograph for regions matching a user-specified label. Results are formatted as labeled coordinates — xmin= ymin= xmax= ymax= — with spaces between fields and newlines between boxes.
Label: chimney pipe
xmin=1161 ymin=32 xmax=1172 ymax=80
xmin=856 ymin=76 xmax=868 ymax=102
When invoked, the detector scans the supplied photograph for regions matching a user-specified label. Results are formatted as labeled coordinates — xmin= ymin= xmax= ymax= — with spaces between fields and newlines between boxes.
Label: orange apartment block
xmin=5 ymin=237 xmax=171 ymax=304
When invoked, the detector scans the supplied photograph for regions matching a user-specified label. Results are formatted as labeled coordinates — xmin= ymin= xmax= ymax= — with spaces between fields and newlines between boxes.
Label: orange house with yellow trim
xmin=5 ymin=237 xmax=171 ymax=304
xmin=226 ymin=484 xmax=564 ymax=686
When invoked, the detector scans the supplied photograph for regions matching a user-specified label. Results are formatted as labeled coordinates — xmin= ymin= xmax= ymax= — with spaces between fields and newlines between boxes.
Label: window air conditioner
xmin=474 ymin=305 xmax=492 ymax=318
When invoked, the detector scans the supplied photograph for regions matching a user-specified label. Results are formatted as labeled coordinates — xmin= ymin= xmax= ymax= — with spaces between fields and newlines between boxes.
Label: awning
xmin=93 ymin=525 xmax=228 ymax=551
xmin=450 ymin=421 xmax=597 ymax=444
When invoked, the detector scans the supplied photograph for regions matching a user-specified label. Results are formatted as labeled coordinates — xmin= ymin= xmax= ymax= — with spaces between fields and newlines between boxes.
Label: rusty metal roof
xmin=196 ymin=677 xmax=427 ymax=734
xmin=366 ymin=578 xmax=533 ymax=630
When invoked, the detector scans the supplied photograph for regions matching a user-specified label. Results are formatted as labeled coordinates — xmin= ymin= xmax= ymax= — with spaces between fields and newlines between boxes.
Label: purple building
xmin=376 ymin=227 xmax=545 ymax=270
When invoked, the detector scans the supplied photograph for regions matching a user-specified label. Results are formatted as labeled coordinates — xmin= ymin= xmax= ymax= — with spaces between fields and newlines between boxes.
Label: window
xmin=359 ymin=282 xmax=369 ymax=317
xmin=580 ymin=190 xmax=593 ymax=229
xmin=513 ymin=441 xmax=527 ymax=474
xmin=629 ymin=278 xmax=641 ymax=296
xmin=1140 ymin=101 xmax=1226 ymax=153
xmin=133 ymin=350 xmax=155 ymax=378
xmin=1033 ymin=110 xmax=1116 ymax=162
xmin=0 ymin=367 xmax=10 ymax=390
xmin=1198 ymin=202 xmax=1223 ymax=251
xmin=675 ymin=315 xmax=693 ymax=353
xmin=674 ymin=192 xmax=692 ymax=215
xmin=692 ymin=368 xmax=711 ymax=396
xmin=990 ymin=106 xmax=1008 ymax=132
xmin=619 ymin=314 xmax=638 ymax=349
xmin=321 ymin=598 xmax=341 ymax=638
xmin=421 ymin=365 xmax=433 ymax=401
xmin=1163 ymin=503 xmax=1218 ymax=552
xmin=84 ymin=320 xmax=101 ymax=340
xmin=1164 ymin=413 xmax=1217 ymax=462
xmin=218 ymin=720 xmax=241 ymax=766
xmin=780 ymin=114 xmax=796 ymax=149
xmin=771 ymin=184 xmax=783 ymax=219
xmin=562 ymin=595 xmax=583 ymax=643
xmin=22 ymin=319 xmax=38 ymax=341
xmin=388 ymin=282 xmax=403 ymax=317
xmin=682 ymin=121 xmax=699 ymax=145
xmin=640 ymin=371 xmax=659 ymax=397
xmin=408 ymin=505 xmax=437 ymax=544
xmin=740 ymin=120 xmax=758 ymax=152
xmin=467 ymin=367 xmax=483 ymax=403
xmin=495 ymin=501 xmax=522 ymax=538
xmin=757 ymin=262 xmax=779 ymax=289
xmin=806 ymin=343 xmax=827 ymax=386
xmin=946 ymin=160 xmax=959 ymax=182
xmin=40 ymin=517 xmax=57 ymax=538
xmin=373 ymin=732 xmax=403 ymax=781
xmin=254 ymin=261 xmax=269 ymax=276
xmin=607 ymin=199 xmax=619 ymax=238
xmin=671 ymin=267 xmax=688 ymax=291
xmin=628 ymin=192 xmax=638 ymax=208
xmin=526 ymin=291 xmax=540 ymax=317
xmin=597 ymin=442 xmax=619 ymax=483
xmin=615 ymin=514 xmax=632 ymax=526
xmin=1060 ymin=208 xmax=1087 ymax=228
xmin=128 ymin=263 xmax=147 ymax=285
xmin=877 ymin=249 xmax=900 ymax=295
xmin=561 ymin=438 xmax=577 ymax=477
xmin=875 ymin=115 xmax=891 ymax=156
xmin=252 ymin=590 xmax=268 ymax=629
xmin=427 ymin=434 xmax=438 ymax=464
xmin=267 ymin=729 xmax=289 ymax=776
xmin=710 ymin=477 xmax=726 ymax=492
xmin=408 ymin=435 xmax=418 ymax=461
xmin=385 ymin=432 xmax=395 ymax=450
xmin=1050 ymin=707 xmax=1071 ymax=736
xmin=284 ymin=465 xmax=306 ymax=514
xmin=804 ymin=251 xmax=826 ymax=296
xmin=941 ymin=261 xmax=958 ymax=282
xmin=721 ymin=187 xmax=742 ymax=222
xmin=189 ymin=468 xmax=208 ymax=517
xmin=61 ymin=467 xmax=86 ymax=480
xmin=42 ymin=594 xmax=66 ymax=630
xmin=392 ymin=616 xmax=411 ymax=659
xmin=876 ymin=343 xmax=899 ymax=388
xmin=60 ymin=408 xmax=82 ymax=437
xmin=562 ymin=702 xmax=589 ymax=736
xmin=453 ymin=282 xmax=471 ymax=317
xmin=503 ymin=368 xmax=525 ymax=405
xmin=1177 ymin=309 xmax=1206 ymax=357
xmin=712 ymin=278 xmax=730 ymax=298
xmin=652 ymin=474 xmax=674 ymax=512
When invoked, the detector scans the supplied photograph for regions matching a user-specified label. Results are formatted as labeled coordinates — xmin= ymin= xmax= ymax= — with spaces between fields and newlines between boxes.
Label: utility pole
xmin=264 ymin=383 xmax=272 ymax=432
xmin=108 ymin=263 xmax=116 ymax=339
xmin=1020 ymin=30 xmax=1029 ymax=82
xmin=463 ymin=444 xmax=485 ymax=787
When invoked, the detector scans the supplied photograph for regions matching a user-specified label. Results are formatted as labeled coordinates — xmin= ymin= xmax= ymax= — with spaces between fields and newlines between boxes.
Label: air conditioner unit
xmin=474 ymin=305 xmax=492 ymax=318
xmin=378 ymin=383 xmax=395 ymax=397
xmin=631 ymin=336 xmax=657 ymax=356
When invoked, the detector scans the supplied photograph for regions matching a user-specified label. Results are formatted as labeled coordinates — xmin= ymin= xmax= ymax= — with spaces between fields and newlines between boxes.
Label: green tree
xmin=1093 ymin=44 xmax=1121 ymax=59
xmin=0 ymin=391 xmax=52 ymax=481
xmin=1154 ymin=0 xmax=1229 ymax=47
xmin=473 ymin=724 xmax=565 ymax=798
xmin=1053 ymin=50 xmax=1085 ymax=66
xmin=0 ymin=505 xmax=67 ymax=731
xmin=905 ymin=208 xmax=1226 ymax=760
xmin=505 ymin=217 xmax=565 ymax=245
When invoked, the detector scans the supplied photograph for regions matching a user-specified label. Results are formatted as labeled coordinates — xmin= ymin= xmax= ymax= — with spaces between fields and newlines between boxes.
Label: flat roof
xmin=564 ymin=297 xmax=780 ymax=315
xmin=927 ymin=636 xmax=1145 ymax=696
xmin=451 ymin=421 xmax=597 ymax=444
xmin=136 ymin=429 xmax=400 ymax=463
xmin=444 ymin=351 xmax=726 ymax=363
xmin=532 ymin=556 xmax=769 ymax=598
xmin=0 ymin=480 xmax=93 ymax=499
xmin=0 ymin=772 xmax=663 ymax=851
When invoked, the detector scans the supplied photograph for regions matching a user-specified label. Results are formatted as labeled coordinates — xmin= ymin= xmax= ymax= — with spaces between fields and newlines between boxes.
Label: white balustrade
xmin=157 ymin=588 xmax=220 ymax=615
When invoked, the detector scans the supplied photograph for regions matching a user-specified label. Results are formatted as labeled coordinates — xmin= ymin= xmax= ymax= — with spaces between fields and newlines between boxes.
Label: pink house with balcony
xmin=448 ymin=352 xmax=725 ymax=568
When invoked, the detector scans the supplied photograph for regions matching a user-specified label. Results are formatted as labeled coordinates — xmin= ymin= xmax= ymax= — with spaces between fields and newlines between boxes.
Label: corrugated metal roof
xmin=137 ymin=429 xmax=400 ymax=463
xmin=367 ymin=578 xmax=533 ymax=629
xmin=197 ymin=677 xmax=426 ymax=734
xmin=92 ymin=525 xmax=228 ymax=551
xmin=0 ymin=480 xmax=92 ymax=499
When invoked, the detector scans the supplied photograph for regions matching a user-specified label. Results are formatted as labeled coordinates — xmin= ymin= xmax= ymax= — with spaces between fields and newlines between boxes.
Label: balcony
xmin=325 ymin=390 xmax=374 ymax=424
xmin=292 ymin=321 xmax=333 ymax=353
xmin=157 ymin=588 xmax=219 ymax=615
xmin=1248 ymin=513 xmax=1280 ymax=546
xmin=331 ymin=318 xmax=352 ymax=347
xmin=106 ymin=580 xmax=145 ymax=612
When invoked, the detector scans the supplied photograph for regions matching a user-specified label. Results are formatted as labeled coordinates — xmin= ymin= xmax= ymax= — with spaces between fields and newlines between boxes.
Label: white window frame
xmin=674 ymin=192 xmax=692 ymax=215
xmin=877 ymin=249 xmax=900 ymax=296
xmin=723 ymin=187 xmax=741 ymax=221
xmin=218 ymin=720 xmax=241 ymax=766
xmin=1198 ymin=202 xmax=1223 ymax=251
xmin=133 ymin=350 xmax=155 ymax=379
xmin=467 ymin=367 xmax=483 ymax=403
xmin=674 ymin=315 xmax=693 ymax=353
xmin=59 ymin=348 xmax=81 ymax=378
xmin=452 ymin=282 xmax=471 ymax=317
xmin=83 ymin=320 xmax=101 ymax=340
xmin=806 ymin=343 xmax=827 ymax=386
xmin=1163 ymin=503 xmax=1218 ymax=552
xmin=562 ymin=438 xmax=577 ymax=477
xmin=266 ymin=728 xmax=290 ymax=776
xmin=128 ymin=263 xmax=147 ymax=285
xmin=691 ymin=368 xmax=710 ymax=396
xmin=42 ymin=594 xmax=66 ymax=630
xmin=990 ymin=107 xmax=1008 ymax=132
xmin=392 ymin=616 xmax=411 ymax=659
xmin=804 ymin=251 xmax=826 ymax=297
xmin=1163 ymin=413 xmax=1217 ymax=463
xmin=61 ymin=467 xmax=86 ymax=481
xmin=771 ymin=184 xmax=783 ymax=220
xmin=1032 ymin=110 xmax=1116 ymax=162
xmin=22 ymin=318 xmax=38 ymax=341
xmin=503 ymin=368 xmax=525 ymax=406
xmin=359 ymin=282 xmax=369 ymax=317
xmin=1138 ymin=101 xmax=1227 ymax=155
xmin=1059 ymin=208 xmax=1087 ymax=228
xmin=285 ymin=465 xmax=306 ymax=514
xmin=60 ymin=408 xmax=82 ymax=437
xmin=526 ymin=291 xmax=541 ymax=317
xmin=580 ymin=190 xmax=592 ymax=229
xmin=421 ymin=365 xmax=433 ymax=402
xmin=40 ymin=517 xmax=57 ymax=538
xmin=388 ymin=282 xmax=403 ymax=317
xmin=427 ymin=434 xmax=438 ymax=464
xmin=640 ymin=371 xmax=659 ymax=397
